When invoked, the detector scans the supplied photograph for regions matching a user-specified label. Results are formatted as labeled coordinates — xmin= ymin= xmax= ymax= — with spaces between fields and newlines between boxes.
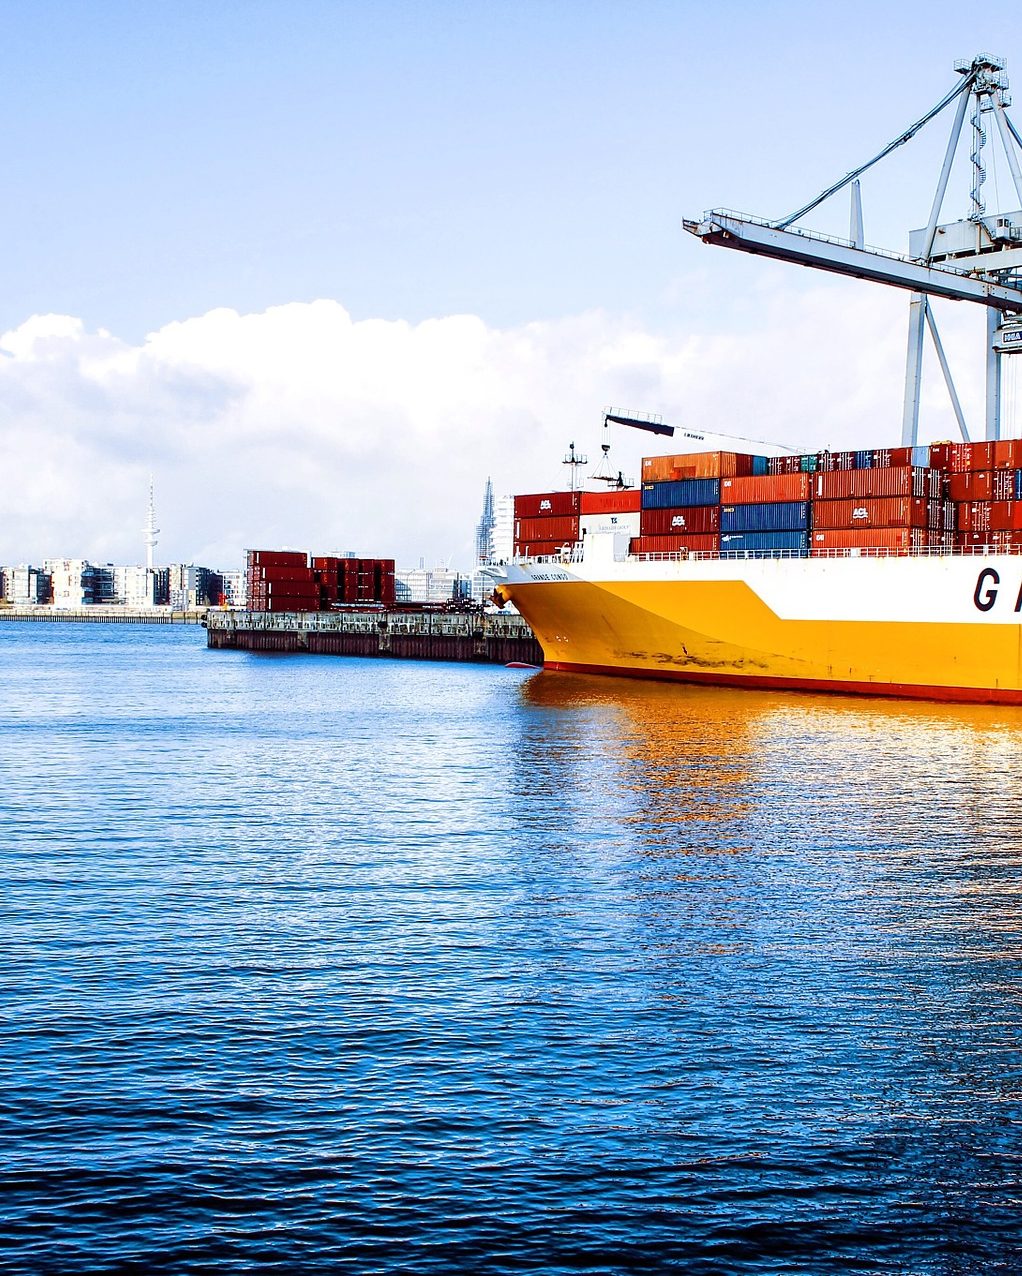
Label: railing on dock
xmin=205 ymin=608 xmax=543 ymax=666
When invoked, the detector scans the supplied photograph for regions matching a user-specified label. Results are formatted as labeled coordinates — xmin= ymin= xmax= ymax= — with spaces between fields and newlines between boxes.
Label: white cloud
xmin=0 ymin=285 xmax=1000 ymax=569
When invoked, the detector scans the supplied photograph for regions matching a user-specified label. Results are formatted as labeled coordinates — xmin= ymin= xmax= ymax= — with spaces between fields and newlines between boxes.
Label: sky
xmin=3 ymin=0 xmax=1022 ymax=568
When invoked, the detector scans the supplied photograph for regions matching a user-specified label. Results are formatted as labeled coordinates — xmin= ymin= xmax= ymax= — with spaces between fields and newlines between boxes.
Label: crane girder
xmin=683 ymin=213 xmax=1022 ymax=313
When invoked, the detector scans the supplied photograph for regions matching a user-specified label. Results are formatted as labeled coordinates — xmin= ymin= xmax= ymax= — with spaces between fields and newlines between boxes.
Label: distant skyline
xmin=3 ymin=2 xmax=1022 ymax=565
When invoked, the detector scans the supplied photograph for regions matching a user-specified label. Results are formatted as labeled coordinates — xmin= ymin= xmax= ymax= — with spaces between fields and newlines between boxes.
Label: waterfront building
xmin=8 ymin=565 xmax=51 ymax=605
xmin=220 ymin=569 xmax=247 ymax=608
xmin=491 ymin=495 xmax=515 ymax=563
xmin=43 ymin=559 xmax=99 ymax=608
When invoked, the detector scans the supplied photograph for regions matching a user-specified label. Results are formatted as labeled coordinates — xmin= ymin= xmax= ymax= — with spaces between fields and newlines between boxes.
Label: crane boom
xmin=683 ymin=212 xmax=1022 ymax=312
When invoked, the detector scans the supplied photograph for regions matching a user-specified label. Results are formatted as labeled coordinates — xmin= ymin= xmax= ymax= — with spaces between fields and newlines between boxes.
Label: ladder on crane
xmin=684 ymin=53 xmax=1022 ymax=445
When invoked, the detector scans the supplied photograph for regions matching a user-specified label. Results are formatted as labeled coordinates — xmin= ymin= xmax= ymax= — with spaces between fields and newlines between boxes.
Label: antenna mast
xmin=143 ymin=477 xmax=159 ymax=573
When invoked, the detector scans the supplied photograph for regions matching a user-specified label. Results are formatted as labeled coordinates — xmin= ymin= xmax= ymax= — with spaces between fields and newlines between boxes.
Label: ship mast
xmin=684 ymin=53 xmax=1022 ymax=444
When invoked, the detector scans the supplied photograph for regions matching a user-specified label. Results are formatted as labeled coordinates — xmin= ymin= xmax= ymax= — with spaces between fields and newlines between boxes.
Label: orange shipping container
xmin=579 ymin=489 xmax=642 ymax=514
xmin=719 ymin=473 xmax=810 ymax=503
xmin=641 ymin=451 xmax=758 ymax=481
xmin=810 ymin=528 xmax=931 ymax=553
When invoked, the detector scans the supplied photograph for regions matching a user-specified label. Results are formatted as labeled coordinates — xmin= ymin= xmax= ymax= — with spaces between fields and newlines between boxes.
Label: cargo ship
xmin=491 ymin=442 xmax=1022 ymax=704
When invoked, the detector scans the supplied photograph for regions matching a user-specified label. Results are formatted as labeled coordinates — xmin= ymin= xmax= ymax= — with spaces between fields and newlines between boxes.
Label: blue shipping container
xmin=641 ymin=478 xmax=720 ymax=509
xmin=911 ymin=445 xmax=929 ymax=467
xmin=720 ymin=501 xmax=810 ymax=532
xmin=750 ymin=455 xmax=770 ymax=476
xmin=799 ymin=453 xmax=819 ymax=473
xmin=855 ymin=449 xmax=874 ymax=469
xmin=1016 ymin=471 xmax=1022 ymax=500
xmin=719 ymin=531 xmax=808 ymax=555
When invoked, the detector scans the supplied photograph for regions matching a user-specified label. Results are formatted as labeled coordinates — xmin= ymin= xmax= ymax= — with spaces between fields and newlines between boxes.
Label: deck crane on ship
xmin=683 ymin=53 xmax=1022 ymax=446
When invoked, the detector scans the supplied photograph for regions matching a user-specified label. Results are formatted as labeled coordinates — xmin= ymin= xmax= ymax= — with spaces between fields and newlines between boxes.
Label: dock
xmin=0 ymin=606 xmax=208 ymax=624
xmin=205 ymin=608 xmax=544 ymax=666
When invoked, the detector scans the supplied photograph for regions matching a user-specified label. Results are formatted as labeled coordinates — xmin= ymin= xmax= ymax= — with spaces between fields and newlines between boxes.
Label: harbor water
xmin=3 ymin=623 xmax=1022 ymax=1273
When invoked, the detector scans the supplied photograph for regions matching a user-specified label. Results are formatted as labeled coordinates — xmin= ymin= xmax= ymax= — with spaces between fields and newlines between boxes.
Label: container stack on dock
xmin=512 ymin=439 xmax=1022 ymax=560
xmin=247 ymin=550 xmax=396 ymax=611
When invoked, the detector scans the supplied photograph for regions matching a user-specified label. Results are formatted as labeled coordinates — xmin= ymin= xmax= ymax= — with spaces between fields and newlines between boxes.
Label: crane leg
xmin=902 ymin=293 xmax=926 ymax=447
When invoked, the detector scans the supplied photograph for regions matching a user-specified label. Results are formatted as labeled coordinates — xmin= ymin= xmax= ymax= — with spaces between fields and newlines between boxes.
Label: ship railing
xmin=625 ymin=544 xmax=1022 ymax=563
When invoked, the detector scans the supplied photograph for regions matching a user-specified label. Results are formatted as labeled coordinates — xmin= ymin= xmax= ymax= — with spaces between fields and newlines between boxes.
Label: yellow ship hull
xmin=497 ymin=553 xmax=1022 ymax=703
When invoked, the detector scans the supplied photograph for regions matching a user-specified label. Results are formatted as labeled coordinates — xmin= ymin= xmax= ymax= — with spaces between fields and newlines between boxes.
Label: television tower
xmin=475 ymin=477 xmax=495 ymax=564
xmin=143 ymin=477 xmax=160 ymax=572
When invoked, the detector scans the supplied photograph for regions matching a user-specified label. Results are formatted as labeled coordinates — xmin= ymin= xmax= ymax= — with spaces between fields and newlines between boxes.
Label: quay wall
xmin=207 ymin=610 xmax=544 ymax=666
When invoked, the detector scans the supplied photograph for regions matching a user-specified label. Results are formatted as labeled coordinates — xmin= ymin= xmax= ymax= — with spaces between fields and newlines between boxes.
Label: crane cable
xmin=774 ymin=72 xmax=975 ymax=230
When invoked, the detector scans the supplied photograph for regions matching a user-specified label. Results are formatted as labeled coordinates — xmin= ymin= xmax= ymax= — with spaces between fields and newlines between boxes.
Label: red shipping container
xmin=957 ymin=501 xmax=992 ymax=531
xmin=630 ymin=534 xmax=719 ymax=555
xmin=811 ymin=497 xmax=938 ymax=529
xmin=640 ymin=506 xmax=720 ymax=536
xmin=810 ymin=528 xmax=931 ymax=553
xmin=989 ymin=501 xmax=1022 ymax=531
xmin=993 ymin=440 xmax=1022 ymax=468
xmin=514 ymin=491 xmax=582 ymax=519
xmin=247 ymin=549 xmax=309 ymax=567
xmin=515 ymin=516 xmax=580 ymax=544
xmin=579 ymin=489 xmax=641 ymax=514
xmin=813 ymin=466 xmax=941 ymax=500
xmin=871 ymin=447 xmax=914 ymax=468
xmin=833 ymin=451 xmax=856 ymax=470
xmin=992 ymin=470 xmax=1019 ymax=500
xmin=948 ymin=471 xmax=993 ymax=501
xmin=720 ymin=473 xmax=810 ymax=503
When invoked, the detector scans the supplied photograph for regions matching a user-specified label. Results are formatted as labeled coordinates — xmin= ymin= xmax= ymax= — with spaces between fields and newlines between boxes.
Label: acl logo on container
xmin=973 ymin=566 xmax=1022 ymax=612
xmin=671 ymin=515 xmax=687 ymax=529
xmin=540 ymin=500 xmax=552 ymax=512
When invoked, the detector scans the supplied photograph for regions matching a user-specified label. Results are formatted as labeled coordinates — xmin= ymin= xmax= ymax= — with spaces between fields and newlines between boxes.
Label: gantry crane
xmin=684 ymin=54 xmax=1022 ymax=445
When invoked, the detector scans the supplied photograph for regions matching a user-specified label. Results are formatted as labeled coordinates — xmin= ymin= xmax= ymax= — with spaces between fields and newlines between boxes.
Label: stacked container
xmin=247 ymin=550 xmax=320 ymax=612
xmin=248 ymin=550 xmax=397 ymax=612
xmin=931 ymin=439 xmax=1022 ymax=549
xmin=513 ymin=491 xmax=582 ymax=558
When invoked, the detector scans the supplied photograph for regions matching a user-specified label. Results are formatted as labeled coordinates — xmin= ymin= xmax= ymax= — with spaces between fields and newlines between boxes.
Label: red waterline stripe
xmin=542 ymin=660 xmax=1022 ymax=705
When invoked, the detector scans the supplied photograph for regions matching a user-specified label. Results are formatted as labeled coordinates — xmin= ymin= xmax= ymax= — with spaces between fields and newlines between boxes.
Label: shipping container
xmin=515 ymin=516 xmax=580 ymax=544
xmin=719 ymin=531 xmax=808 ymax=555
xmin=948 ymin=471 xmax=994 ymax=501
xmin=640 ymin=455 xmax=677 ymax=482
xmin=769 ymin=454 xmax=803 ymax=475
xmin=629 ymin=534 xmax=720 ymax=556
xmin=956 ymin=501 xmax=992 ymax=532
xmin=854 ymin=449 xmax=875 ymax=469
xmin=514 ymin=491 xmax=582 ymax=519
xmin=666 ymin=451 xmax=758 ymax=479
xmin=810 ymin=528 xmax=932 ymax=553
xmin=641 ymin=478 xmax=720 ymax=509
xmin=247 ymin=549 xmax=309 ymax=568
xmin=721 ymin=501 xmax=810 ymax=533
xmin=989 ymin=501 xmax=1022 ymax=531
xmin=720 ymin=472 xmax=811 ymax=503
xmin=812 ymin=496 xmax=941 ymax=530
xmin=813 ymin=466 xmax=943 ymax=500
xmin=639 ymin=506 xmax=720 ymax=536
xmin=751 ymin=455 xmax=770 ymax=476
xmin=993 ymin=440 xmax=1022 ymax=469
xmin=579 ymin=489 xmax=641 ymax=514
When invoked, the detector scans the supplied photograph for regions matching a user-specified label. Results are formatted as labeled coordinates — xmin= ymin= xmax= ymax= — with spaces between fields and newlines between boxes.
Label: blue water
xmin=3 ymin=623 xmax=1022 ymax=1273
